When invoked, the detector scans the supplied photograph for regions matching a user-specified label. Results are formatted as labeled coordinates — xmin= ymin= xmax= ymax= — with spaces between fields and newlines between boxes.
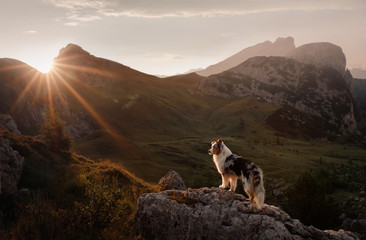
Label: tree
xmin=284 ymin=170 xmax=340 ymax=229
xmin=40 ymin=110 xmax=72 ymax=153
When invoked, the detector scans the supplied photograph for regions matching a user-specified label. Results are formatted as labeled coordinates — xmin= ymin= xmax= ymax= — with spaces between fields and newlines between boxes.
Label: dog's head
xmin=208 ymin=139 xmax=224 ymax=155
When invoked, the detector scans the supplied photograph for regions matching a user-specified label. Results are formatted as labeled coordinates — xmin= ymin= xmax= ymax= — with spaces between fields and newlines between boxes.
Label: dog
xmin=208 ymin=139 xmax=265 ymax=210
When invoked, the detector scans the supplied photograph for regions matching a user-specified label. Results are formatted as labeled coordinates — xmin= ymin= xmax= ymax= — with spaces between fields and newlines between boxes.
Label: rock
xmin=0 ymin=113 xmax=21 ymax=135
xmin=0 ymin=135 xmax=24 ymax=194
xmin=135 ymin=187 xmax=359 ymax=240
xmin=287 ymin=42 xmax=346 ymax=75
xmin=158 ymin=170 xmax=186 ymax=191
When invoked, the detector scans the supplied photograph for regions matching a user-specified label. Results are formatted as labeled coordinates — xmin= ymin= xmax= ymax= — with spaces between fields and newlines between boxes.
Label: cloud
xmin=64 ymin=22 xmax=79 ymax=26
xmin=138 ymin=52 xmax=185 ymax=60
xmin=45 ymin=0 xmax=366 ymax=22
xmin=24 ymin=30 xmax=37 ymax=34
xmin=45 ymin=0 xmax=105 ymax=25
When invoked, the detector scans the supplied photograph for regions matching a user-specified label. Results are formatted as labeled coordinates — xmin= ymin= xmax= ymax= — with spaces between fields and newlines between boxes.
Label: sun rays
xmin=5 ymin=56 xmax=134 ymax=153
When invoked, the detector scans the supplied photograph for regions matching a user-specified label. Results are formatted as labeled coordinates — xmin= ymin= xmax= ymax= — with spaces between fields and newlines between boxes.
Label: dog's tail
xmin=253 ymin=168 xmax=265 ymax=210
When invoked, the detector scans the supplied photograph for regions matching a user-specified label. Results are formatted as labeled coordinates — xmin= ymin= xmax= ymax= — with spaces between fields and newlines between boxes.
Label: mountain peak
xmin=196 ymin=36 xmax=296 ymax=76
xmin=274 ymin=36 xmax=294 ymax=45
xmin=287 ymin=42 xmax=346 ymax=74
xmin=57 ymin=43 xmax=91 ymax=58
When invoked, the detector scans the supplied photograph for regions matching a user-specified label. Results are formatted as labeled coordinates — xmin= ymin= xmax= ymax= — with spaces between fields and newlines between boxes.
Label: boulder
xmin=135 ymin=187 xmax=359 ymax=240
xmin=158 ymin=170 xmax=186 ymax=191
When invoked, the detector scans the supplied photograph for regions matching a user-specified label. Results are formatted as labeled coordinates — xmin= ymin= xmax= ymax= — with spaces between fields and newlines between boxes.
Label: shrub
xmin=284 ymin=170 xmax=340 ymax=229
xmin=40 ymin=110 xmax=72 ymax=153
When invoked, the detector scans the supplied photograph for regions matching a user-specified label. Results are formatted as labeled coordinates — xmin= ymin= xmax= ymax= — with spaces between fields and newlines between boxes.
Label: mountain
xmin=197 ymin=47 xmax=357 ymax=137
xmin=351 ymin=68 xmax=366 ymax=79
xmin=196 ymin=37 xmax=296 ymax=76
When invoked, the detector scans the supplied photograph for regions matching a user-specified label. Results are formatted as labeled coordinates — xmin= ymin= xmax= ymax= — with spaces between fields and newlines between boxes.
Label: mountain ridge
xmin=196 ymin=37 xmax=296 ymax=77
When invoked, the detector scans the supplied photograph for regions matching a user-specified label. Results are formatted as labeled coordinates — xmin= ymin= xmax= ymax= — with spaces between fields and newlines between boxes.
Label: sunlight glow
xmin=7 ymin=52 xmax=138 ymax=157
xmin=28 ymin=58 xmax=54 ymax=73
xmin=50 ymin=64 xmax=135 ymax=152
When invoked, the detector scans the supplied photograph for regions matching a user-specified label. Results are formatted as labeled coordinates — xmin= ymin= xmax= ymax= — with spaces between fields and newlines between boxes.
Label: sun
xmin=28 ymin=58 xmax=54 ymax=73
xmin=22 ymin=49 xmax=57 ymax=73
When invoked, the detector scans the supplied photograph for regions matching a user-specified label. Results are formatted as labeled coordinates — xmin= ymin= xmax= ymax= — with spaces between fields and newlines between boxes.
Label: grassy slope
xmin=0 ymin=129 xmax=156 ymax=239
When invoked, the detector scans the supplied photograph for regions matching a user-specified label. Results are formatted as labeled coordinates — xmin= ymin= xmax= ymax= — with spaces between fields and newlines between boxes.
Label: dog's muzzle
xmin=208 ymin=149 xmax=213 ymax=155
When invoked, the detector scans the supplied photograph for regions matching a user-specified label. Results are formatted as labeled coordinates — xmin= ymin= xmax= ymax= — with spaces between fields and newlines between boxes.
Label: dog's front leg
xmin=219 ymin=174 xmax=229 ymax=189
xmin=229 ymin=178 xmax=237 ymax=192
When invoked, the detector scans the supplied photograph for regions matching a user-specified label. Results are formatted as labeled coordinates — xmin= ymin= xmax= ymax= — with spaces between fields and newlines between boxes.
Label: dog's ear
xmin=217 ymin=139 xmax=223 ymax=144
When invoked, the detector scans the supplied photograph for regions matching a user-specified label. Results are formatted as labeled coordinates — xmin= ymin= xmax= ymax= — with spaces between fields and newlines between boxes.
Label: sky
xmin=0 ymin=0 xmax=366 ymax=75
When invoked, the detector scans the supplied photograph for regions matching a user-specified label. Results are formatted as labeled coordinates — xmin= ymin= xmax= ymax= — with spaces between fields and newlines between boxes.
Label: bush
xmin=284 ymin=170 xmax=340 ymax=229
xmin=40 ymin=110 xmax=72 ymax=153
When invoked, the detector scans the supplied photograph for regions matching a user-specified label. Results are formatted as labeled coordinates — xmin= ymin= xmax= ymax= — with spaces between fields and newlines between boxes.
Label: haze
xmin=1 ymin=0 xmax=365 ymax=75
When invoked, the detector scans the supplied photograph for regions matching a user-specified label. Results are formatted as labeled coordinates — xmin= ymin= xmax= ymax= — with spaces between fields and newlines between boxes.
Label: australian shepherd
xmin=208 ymin=139 xmax=265 ymax=210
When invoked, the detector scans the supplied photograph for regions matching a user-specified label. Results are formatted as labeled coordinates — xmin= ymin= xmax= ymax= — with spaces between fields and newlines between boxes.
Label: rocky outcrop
xmin=158 ymin=170 xmax=186 ymax=191
xmin=196 ymin=37 xmax=296 ymax=76
xmin=197 ymin=56 xmax=357 ymax=135
xmin=0 ymin=135 xmax=24 ymax=194
xmin=287 ymin=42 xmax=346 ymax=75
xmin=136 ymin=187 xmax=359 ymax=240
xmin=0 ymin=113 xmax=21 ymax=135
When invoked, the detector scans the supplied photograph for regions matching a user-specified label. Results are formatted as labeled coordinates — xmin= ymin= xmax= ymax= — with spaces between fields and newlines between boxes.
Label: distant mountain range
xmin=196 ymin=37 xmax=349 ymax=77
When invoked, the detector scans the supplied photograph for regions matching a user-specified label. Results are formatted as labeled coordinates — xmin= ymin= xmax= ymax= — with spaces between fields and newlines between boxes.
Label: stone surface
xmin=158 ymin=170 xmax=186 ymax=191
xmin=0 ymin=113 xmax=21 ymax=135
xmin=0 ymin=135 xmax=24 ymax=194
xmin=287 ymin=42 xmax=346 ymax=75
xmin=136 ymin=187 xmax=359 ymax=240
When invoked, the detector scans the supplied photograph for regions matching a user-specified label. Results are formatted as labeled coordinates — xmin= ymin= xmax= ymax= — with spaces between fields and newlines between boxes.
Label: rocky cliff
xmin=0 ymin=115 xmax=24 ymax=194
xmin=136 ymin=187 xmax=359 ymax=240
xmin=0 ymin=113 xmax=21 ymax=135
xmin=0 ymin=135 xmax=24 ymax=194
xmin=287 ymin=42 xmax=346 ymax=75
xmin=197 ymin=55 xmax=357 ymax=136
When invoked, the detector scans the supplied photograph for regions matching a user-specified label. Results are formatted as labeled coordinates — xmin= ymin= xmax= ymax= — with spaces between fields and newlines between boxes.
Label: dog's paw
xmin=229 ymin=189 xmax=235 ymax=192
xmin=219 ymin=185 xmax=225 ymax=189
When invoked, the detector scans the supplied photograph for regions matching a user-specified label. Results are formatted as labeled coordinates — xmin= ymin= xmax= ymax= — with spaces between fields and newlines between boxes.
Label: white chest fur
xmin=213 ymin=145 xmax=232 ymax=174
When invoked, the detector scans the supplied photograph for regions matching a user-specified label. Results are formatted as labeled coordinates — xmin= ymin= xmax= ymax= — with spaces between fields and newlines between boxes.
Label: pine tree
xmin=41 ymin=110 xmax=72 ymax=153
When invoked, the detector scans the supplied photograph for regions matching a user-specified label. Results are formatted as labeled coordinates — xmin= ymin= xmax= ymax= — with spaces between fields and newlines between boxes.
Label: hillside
xmin=0 ymin=128 xmax=156 ymax=239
